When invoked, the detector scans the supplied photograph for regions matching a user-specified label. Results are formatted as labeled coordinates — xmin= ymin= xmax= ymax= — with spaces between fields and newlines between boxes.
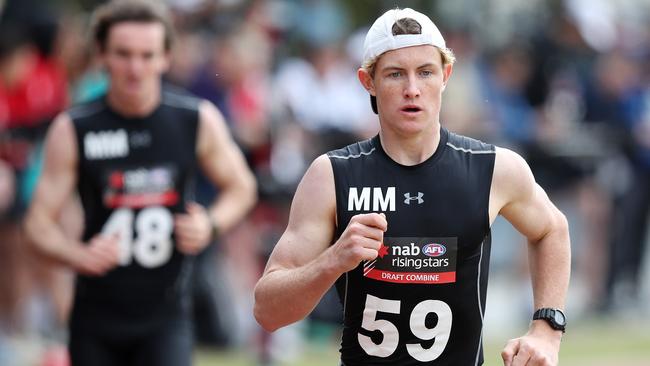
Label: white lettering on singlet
xmin=84 ymin=129 xmax=129 ymax=160
xmin=348 ymin=187 xmax=396 ymax=212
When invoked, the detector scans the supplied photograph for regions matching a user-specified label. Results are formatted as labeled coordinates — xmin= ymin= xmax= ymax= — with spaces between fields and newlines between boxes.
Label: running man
xmin=254 ymin=8 xmax=569 ymax=366
xmin=24 ymin=1 xmax=256 ymax=365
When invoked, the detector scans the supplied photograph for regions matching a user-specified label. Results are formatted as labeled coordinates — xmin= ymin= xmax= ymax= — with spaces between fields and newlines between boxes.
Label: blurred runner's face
xmin=102 ymin=22 xmax=169 ymax=99
xmin=372 ymin=45 xmax=451 ymax=136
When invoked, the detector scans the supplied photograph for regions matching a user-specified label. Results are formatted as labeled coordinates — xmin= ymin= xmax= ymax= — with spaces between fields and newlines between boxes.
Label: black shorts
xmin=69 ymin=314 xmax=192 ymax=366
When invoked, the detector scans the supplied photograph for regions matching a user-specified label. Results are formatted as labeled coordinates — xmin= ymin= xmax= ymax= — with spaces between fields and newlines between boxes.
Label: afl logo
xmin=423 ymin=243 xmax=446 ymax=257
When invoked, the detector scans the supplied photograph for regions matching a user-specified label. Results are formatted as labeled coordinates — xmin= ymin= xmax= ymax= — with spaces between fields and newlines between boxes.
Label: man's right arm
xmin=254 ymin=155 xmax=386 ymax=332
xmin=24 ymin=114 xmax=119 ymax=276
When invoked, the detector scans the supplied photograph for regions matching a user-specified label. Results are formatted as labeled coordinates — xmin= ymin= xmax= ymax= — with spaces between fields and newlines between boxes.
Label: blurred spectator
xmin=270 ymin=40 xmax=375 ymax=190
xmin=440 ymin=28 xmax=488 ymax=138
xmin=479 ymin=41 xmax=536 ymax=147
xmin=179 ymin=6 xmax=276 ymax=349
xmin=592 ymin=51 xmax=650 ymax=313
xmin=0 ymin=2 xmax=73 ymax=365
xmin=0 ymin=20 xmax=68 ymax=212
xmin=189 ymin=22 xmax=272 ymax=162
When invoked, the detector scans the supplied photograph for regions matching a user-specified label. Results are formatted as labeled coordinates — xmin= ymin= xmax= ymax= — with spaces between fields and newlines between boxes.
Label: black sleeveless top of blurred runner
xmin=69 ymin=88 xmax=200 ymax=336
xmin=328 ymin=127 xmax=496 ymax=365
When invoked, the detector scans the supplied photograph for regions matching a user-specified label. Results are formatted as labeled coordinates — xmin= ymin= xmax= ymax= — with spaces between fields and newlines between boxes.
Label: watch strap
xmin=533 ymin=308 xmax=553 ymax=320
xmin=533 ymin=308 xmax=566 ymax=333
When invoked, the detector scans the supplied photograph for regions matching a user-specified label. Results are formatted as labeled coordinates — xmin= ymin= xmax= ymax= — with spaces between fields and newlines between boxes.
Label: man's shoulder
xmin=445 ymin=130 xmax=495 ymax=155
xmin=327 ymin=137 xmax=377 ymax=161
xmin=66 ymin=97 xmax=106 ymax=121
xmin=160 ymin=85 xmax=203 ymax=112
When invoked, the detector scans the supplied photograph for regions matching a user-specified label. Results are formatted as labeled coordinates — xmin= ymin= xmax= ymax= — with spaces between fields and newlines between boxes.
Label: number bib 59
xmin=359 ymin=294 xmax=452 ymax=362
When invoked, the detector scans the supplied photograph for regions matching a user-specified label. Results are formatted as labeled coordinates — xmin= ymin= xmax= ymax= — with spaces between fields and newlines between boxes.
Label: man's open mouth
xmin=402 ymin=106 xmax=422 ymax=113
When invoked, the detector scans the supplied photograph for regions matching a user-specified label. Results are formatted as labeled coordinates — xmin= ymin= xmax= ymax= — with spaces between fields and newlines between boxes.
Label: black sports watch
xmin=533 ymin=308 xmax=566 ymax=333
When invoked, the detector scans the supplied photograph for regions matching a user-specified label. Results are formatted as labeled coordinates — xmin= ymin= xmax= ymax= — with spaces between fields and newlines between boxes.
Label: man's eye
xmin=420 ymin=70 xmax=433 ymax=77
xmin=389 ymin=72 xmax=401 ymax=78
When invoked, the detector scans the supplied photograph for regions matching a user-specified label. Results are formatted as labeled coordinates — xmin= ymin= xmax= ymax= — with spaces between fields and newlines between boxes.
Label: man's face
xmin=360 ymin=45 xmax=452 ymax=136
xmin=101 ymin=22 xmax=169 ymax=99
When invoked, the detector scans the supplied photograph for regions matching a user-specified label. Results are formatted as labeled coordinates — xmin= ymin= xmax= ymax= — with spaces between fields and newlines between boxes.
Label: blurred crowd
xmin=1 ymin=0 xmax=649 ymax=365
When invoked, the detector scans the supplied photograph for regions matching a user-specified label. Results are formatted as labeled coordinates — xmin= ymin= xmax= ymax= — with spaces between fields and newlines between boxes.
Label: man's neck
xmin=107 ymin=86 xmax=161 ymax=118
xmin=378 ymin=122 xmax=441 ymax=166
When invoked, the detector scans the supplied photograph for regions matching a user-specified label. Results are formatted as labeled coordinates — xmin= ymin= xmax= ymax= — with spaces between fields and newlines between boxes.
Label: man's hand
xmin=73 ymin=234 xmax=120 ymax=276
xmin=501 ymin=322 xmax=562 ymax=366
xmin=327 ymin=213 xmax=387 ymax=274
xmin=174 ymin=202 xmax=212 ymax=255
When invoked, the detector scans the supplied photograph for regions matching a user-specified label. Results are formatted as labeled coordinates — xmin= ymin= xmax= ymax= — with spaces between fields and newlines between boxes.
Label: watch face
xmin=554 ymin=310 xmax=566 ymax=325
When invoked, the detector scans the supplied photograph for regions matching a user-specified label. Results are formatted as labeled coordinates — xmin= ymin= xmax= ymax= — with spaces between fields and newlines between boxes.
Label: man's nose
xmin=403 ymin=74 xmax=421 ymax=99
xmin=128 ymin=57 xmax=144 ymax=74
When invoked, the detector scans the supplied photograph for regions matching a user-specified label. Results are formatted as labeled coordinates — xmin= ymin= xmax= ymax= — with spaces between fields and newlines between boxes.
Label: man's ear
xmin=441 ymin=63 xmax=453 ymax=92
xmin=357 ymin=68 xmax=376 ymax=96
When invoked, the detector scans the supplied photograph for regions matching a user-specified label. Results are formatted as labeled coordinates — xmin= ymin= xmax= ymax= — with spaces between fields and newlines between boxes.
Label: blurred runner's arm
xmin=24 ymin=114 xmax=119 ymax=276
xmin=196 ymin=100 xmax=257 ymax=232
xmin=175 ymin=101 xmax=257 ymax=255
xmin=491 ymin=147 xmax=570 ymax=366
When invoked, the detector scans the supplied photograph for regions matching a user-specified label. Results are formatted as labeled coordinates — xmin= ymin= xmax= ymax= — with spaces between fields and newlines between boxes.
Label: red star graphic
xmin=109 ymin=171 xmax=124 ymax=189
xmin=377 ymin=243 xmax=389 ymax=259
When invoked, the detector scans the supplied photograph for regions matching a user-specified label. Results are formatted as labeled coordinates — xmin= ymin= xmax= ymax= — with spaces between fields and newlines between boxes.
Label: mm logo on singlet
xmin=348 ymin=187 xmax=395 ymax=212
xmin=363 ymin=237 xmax=458 ymax=284
xmin=84 ymin=129 xmax=129 ymax=160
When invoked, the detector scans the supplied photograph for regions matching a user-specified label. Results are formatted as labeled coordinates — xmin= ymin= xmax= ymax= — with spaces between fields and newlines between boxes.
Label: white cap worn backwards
xmin=362 ymin=8 xmax=446 ymax=66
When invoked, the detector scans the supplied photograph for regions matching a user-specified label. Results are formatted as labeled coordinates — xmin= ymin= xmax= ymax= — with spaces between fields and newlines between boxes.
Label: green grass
xmin=196 ymin=320 xmax=650 ymax=366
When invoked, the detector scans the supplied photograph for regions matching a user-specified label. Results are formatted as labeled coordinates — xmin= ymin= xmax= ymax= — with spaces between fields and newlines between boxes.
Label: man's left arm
xmin=174 ymin=100 xmax=257 ymax=255
xmin=492 ymin=147 xmax=571 ymax=366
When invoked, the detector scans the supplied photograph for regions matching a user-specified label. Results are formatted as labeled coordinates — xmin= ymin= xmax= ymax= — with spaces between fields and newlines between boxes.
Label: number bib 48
xmin=102 ymin=206 xmax=174 ymax=268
